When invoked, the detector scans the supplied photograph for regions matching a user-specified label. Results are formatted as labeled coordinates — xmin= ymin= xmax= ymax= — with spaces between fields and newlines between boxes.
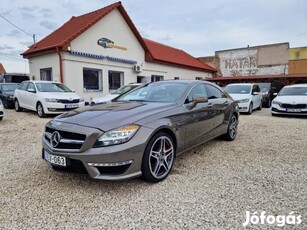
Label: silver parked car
xmin=42 ymin=80 xmax=239 ymax=182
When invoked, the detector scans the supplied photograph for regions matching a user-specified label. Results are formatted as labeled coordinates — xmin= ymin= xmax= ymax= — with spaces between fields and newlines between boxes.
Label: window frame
xmin=40 ymin=68 xmax=53 ymax=81
xmin=83 ymin=67 xmax=103 ymax=92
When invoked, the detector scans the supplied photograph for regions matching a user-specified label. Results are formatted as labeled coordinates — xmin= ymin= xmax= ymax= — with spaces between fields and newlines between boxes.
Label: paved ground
xmin=0 ymin=108 xmax=306 ymax=229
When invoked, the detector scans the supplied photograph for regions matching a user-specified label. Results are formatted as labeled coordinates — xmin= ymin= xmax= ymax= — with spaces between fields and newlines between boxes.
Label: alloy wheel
xmin=229 ymin=115 xmax=238 ymax=139
xmin=149 ymin=136 xmax=174 ymax=179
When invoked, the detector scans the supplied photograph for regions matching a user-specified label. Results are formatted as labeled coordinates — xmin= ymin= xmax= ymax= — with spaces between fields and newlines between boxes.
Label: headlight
xmin=94 ymin=125 xmax=140 ymax=147
xmin=80 ymin=98 xmax=85 ymax=102
xmin=272 ymin=101 xmax=282 ymax=105
xmin=45 ymin=98 xmax=59 ymax=103
xmin=237 ymin=99 xmax=249 ymax=103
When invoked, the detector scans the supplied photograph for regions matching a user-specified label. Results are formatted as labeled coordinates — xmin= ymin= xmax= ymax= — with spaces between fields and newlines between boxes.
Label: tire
xmin=223 ymin=114 xmax=238 ymax=141
xmin=267 ymin=99 xmax=272 ymax=108
xmin=14 ymin=99 xmax=23 ymax=112
xmin=247 ymin=103 xmax=253 ymax=115
xmin=2 ymin=98 xmax=8 ymax=109
xmin=141 ymin=132 xmax=175 ymax=183
xmin=257 ymin=101 xmax=262 ymax=110
xmin=37 ymin=102 xmax=46 ymax=118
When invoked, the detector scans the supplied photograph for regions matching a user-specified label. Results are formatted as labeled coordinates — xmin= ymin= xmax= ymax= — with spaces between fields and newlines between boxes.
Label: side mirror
xmin=28 ymin=88 xmax=36 ymax=93
xmin=186 ymin=94 xmax=208 ymax=109
xmin=252 ymin=92 xmax=259 ymax=95
xmin=273 ymin=92 xmax=278 ymax=96
xmin=193 ymin=94 xmax=208 ymax=103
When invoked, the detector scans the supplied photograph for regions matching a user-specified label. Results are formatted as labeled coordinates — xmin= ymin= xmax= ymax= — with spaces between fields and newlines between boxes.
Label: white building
xmin=22 ymin=2 xmax=216 ymax=101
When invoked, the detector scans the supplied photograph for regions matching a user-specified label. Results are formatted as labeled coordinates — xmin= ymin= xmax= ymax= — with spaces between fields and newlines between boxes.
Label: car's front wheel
xmin=142 ymin=132 xmax=175 ymax=183
xmin=37 ymin=102 xmax=46 ymax=118
xmin=2 ymin=98 xmax=8 ymax=109
xmin=14 ymin=99 xmax=23 ymax=112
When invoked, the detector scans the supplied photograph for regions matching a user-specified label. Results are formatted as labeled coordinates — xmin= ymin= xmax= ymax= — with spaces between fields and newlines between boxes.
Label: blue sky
xmin=0 ymin=0 xmax=306 ymax=73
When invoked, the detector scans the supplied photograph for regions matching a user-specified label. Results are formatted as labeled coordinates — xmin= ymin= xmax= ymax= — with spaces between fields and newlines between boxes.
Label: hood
xmin=228 ymin=93 xmax=251 ymax=101
xmin=274 ymin=95 xmax=307 ymax=104
xmin=39 ymin=92 xmax=82 ymax=99
xmin=54 ymin=102 xmax=176 ymax=131
xmin=92 ymin=94 xmax=118 ymax=103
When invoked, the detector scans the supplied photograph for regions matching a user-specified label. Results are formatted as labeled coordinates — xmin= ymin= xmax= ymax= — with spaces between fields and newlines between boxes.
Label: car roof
xmin=226 ymin=83 xmax=255 ymax=86
xmin=22 ymin=80 xmax=62 ymax=84
xmin=283 ymin=84 xmax=307 ymax=88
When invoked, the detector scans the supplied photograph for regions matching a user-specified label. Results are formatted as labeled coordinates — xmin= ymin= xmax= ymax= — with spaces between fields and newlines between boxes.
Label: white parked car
xmin=225 ymin=83 xmax=262 ymax=114
xmin=271 ymin=84 xmax=307 ymax=116
xmin=14 ymin=81 xmax=85 ymax=118
xmin=0 ymin=99 xmax=4 ymax=120
xmin=91 ymin=83 xmax=142 ymax=104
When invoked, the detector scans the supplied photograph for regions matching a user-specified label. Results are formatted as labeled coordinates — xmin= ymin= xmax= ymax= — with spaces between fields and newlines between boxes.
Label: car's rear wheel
xmin=223 ymin=114 xmax=238 ymax=141
xmin=247 ymin=103 xmax=253 ymax=115
xmin=37 ymin=102 xmax=46 ymax=118
xmin=257 ymin=101 xmax=262 ymax=110
xmin=14 ymin=99 xmax=23 ymax=112
xmin=142 ymin=132 xmax=175 ymax=183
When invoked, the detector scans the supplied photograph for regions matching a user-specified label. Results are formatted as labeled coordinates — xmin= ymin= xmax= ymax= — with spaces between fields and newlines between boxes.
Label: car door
xmin=205 ymin=84 xmax=230 ymax=134
xmin=16 ymin=82 xmax=29 ymax=108
xmin=24 ymin=82 xmax=38 ymax=111
xmin=252 ymin=84 xmax=261 ymax=108
xmin=183 ymin=83 xmax=215 ymax=149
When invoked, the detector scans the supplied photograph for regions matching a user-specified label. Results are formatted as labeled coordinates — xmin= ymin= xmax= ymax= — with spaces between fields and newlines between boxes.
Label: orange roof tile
xmin=22 ymin=2 xmax=216 ymax=73
xmin=0 ymin=63 xmax=6 ymax=74
xmin=143 ymin=38 xmax=216 ymax=72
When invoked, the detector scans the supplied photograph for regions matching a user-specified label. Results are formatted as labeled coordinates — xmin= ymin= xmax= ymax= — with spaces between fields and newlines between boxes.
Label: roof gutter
xmin=56 ymin=47 xmax=64 ymax=83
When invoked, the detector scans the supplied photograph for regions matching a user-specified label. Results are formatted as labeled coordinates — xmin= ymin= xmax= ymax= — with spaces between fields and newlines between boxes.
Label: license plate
xmin=287 ymin=108 xmax=301 ymax=112
xmin=65 ymin=104 xmax=78 ymax=109
xmin=44 ymin=151 xmax=66 ymax=167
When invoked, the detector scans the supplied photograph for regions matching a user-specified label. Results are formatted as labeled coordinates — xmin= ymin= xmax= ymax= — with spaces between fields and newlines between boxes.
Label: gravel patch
xmin=0 ymin=109 xmax=306 ymax=229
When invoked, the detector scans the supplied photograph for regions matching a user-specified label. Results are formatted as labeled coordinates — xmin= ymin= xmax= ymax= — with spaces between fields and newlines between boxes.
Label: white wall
xmin=28 ymin=54 xmax=59 ymax=81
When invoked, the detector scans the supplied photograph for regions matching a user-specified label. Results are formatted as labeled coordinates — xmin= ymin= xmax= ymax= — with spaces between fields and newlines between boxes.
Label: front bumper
xmin=42 ymin=124 xmax=154 ymax=180
xmin=271 ymin=105 xmax=307 ymax=116
xmin=237 ymin=102 xmax=250 ymax=112
xmin=43 ymin=102 xmax=85 ymax=114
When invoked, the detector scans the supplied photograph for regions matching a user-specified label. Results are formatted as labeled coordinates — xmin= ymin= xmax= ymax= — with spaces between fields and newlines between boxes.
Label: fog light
xmin=88 ymin=160 xmax=133 ymax=167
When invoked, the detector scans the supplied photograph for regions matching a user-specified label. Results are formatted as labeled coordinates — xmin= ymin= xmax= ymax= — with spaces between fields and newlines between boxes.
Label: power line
xmin=0 ymin=14 xmax=36 ymax=43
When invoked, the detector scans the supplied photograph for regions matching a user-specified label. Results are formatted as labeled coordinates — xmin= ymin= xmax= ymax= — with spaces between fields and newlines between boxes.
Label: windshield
xmin=258 ymin=83 xmax=270 ymax=92
xmin=117 ymin=82 xmax=188 ymax=103
xmin=225 ymin=85 xmax=251 ymax=94
xmin=1 ymin=84 xmax=19 ymax=91
xmin=278 ymin=86 xmax=307 ymax=96
xmin=112 ymin=85 xmax=139 ymax=95
xmin=35 ymin=83 xmax=72 ymax=92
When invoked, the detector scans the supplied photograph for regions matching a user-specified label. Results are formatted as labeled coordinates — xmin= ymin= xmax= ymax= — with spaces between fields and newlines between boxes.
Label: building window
xmin=83 ymin=68 xmax=102 ymax=91
xmin=195 ymin=77 xmax=202 ymax=80
xmin=151 ymin=75 xmax=164 ymax=82
xmin=174 ymin=77 xmax=179 ymax=80
xmin=40 ymin=68 xmax=52 ymax=81
xmin=137 ymin=76 xmax=146 ymax=83
xmin=109 ymin=71 xmax=124 ymax=91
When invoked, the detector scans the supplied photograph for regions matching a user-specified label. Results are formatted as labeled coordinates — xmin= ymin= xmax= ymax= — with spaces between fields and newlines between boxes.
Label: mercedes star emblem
xmin=50 ymin=131 xmax=61 ymax=148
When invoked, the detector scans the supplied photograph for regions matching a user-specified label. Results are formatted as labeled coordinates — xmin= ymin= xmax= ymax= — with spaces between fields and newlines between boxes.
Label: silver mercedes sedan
xmin=42 ymin=80 xmax=239 ymax=182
